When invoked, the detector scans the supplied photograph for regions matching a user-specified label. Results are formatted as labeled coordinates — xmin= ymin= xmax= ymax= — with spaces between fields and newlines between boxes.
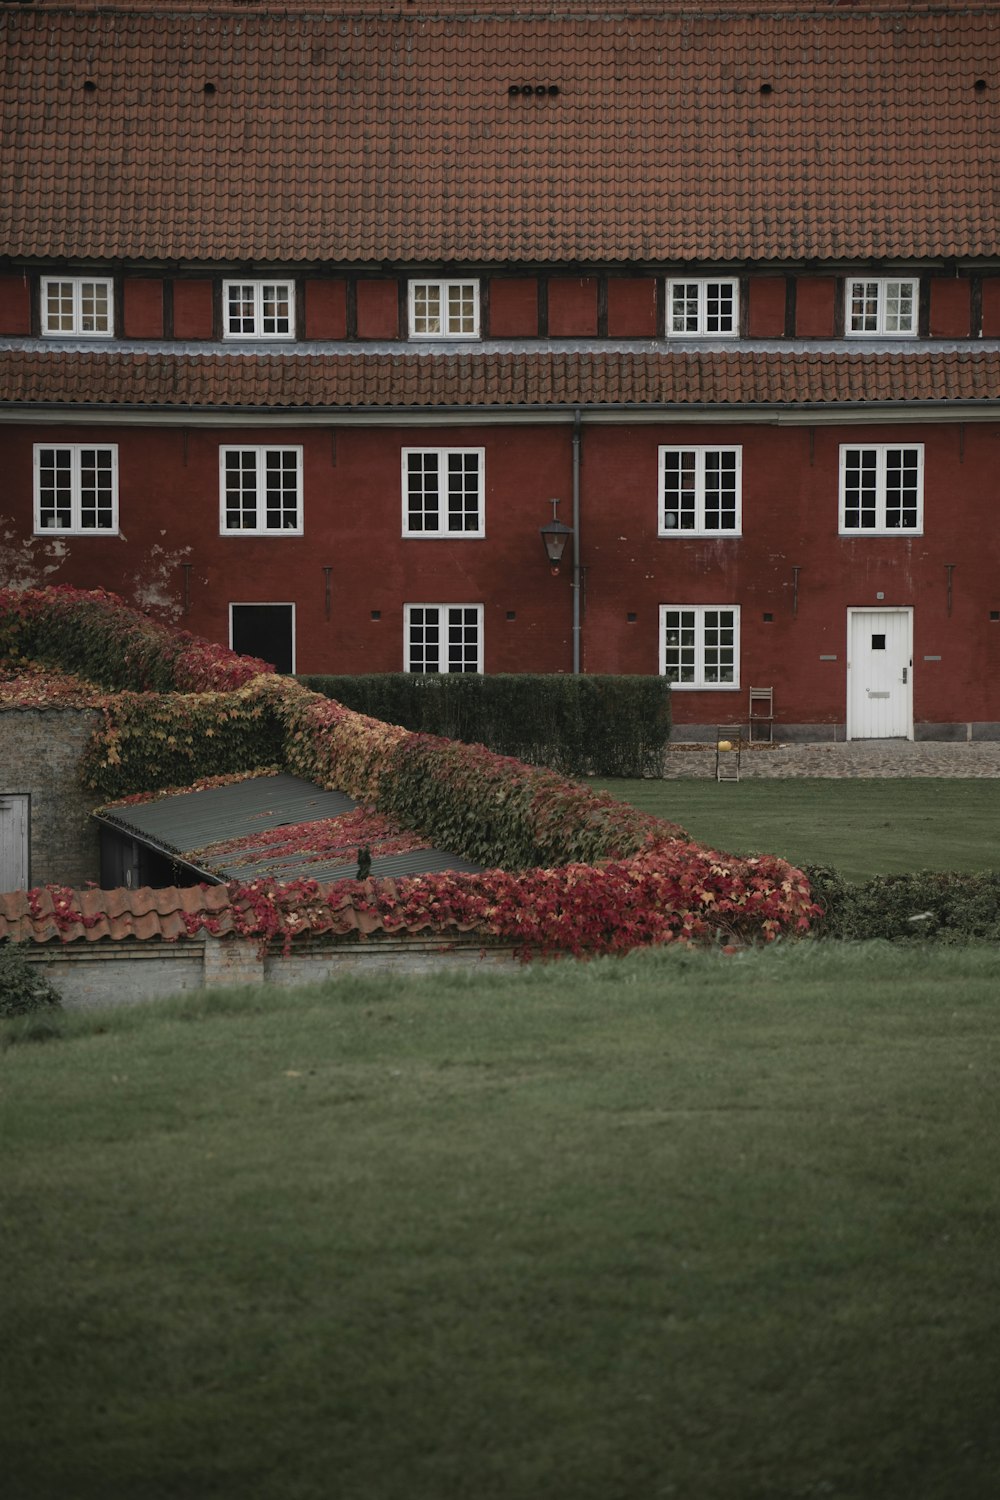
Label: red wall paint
xmin=123 ymin=279 xmax=164 ymax=338
xmin=304 ymin=279 xmax=348 ymax=339
xmin=0 ymin=274 xmax=31 ymax=334
xmin=356 ymin=280 xmax=399 ymax=339
xmin=489 ymin=278 xmax=538 ymax=336
xmin=795 ymin=277 xmax=837 ymax=337
xmin=607 ymin=279 xmax=657 ymax=337
xmin=747 ymin=277 xmax=786 ymax=337
xmin=929 ymin=278 xmax=971 ymax=337
xmin=4 ymin=418 xmax=1000 ymax=728
xmin=548 ymin=277 xmax=598 ymax=337
xmin=172 ymin=281 xmax=214 ymax=339
xmin=982 ymin=277 xmax=1000 ymax=336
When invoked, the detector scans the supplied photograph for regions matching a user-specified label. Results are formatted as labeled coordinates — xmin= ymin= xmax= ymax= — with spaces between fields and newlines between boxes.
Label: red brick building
xmin=2 ymin=1 xmax=1000 ymax=739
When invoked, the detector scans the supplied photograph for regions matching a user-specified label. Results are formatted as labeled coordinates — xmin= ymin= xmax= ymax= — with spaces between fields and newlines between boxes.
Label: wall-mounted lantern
xmin=540 ymin=497 xmax=573 ymax=574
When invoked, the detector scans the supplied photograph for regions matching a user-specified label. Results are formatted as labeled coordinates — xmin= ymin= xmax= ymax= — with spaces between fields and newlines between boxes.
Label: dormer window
xmin=41 ymin=277 xmax=114 ymax=337
xmin=846 ymin=278 xmax=918 ymax=337
xmin=223 ymin=280 xmax=295 ymax=340
xmin=409 ymin=280 xmax=480 ymax=339
xmin=666 ymin=278 xmax=739 ymax=337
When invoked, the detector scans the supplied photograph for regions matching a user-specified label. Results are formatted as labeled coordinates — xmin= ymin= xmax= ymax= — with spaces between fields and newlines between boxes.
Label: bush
xmin=804 ymin=865 xmax=1000 ymax=942
xmin=0 ymin=943 xmax=61 ymax=1018
xmin=297 ymin=673 xmax=671 ymax=777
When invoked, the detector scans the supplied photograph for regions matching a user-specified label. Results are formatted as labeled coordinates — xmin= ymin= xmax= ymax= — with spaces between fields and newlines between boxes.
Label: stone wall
xmin=0 ymin=708 xmax=102 ymax=888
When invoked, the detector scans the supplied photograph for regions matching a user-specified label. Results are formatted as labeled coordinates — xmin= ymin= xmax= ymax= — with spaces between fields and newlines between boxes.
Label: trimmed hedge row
xmin=297 ymin=673 xmax=671 ymax=777
xmin=805 ymin=866 xmax=1000 ymax=942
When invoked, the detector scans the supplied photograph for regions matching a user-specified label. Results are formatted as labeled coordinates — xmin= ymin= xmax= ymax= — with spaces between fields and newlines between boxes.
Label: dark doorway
xmin=230 ymin=603 xmax=295 ymax=673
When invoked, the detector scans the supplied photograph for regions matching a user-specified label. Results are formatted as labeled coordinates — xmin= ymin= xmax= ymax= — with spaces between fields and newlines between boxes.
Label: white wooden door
xmin=0 ymin=794 xmax=29 ymax=892
xmin=847 ymin=609 xmax=913 ymax=740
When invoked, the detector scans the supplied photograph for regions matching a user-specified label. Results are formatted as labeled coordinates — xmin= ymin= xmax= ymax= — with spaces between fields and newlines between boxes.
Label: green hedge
xmin=805 ymin=866 xmax=1000 ymax=942
xmin=296 ymin=674 xmax=671 ymax=777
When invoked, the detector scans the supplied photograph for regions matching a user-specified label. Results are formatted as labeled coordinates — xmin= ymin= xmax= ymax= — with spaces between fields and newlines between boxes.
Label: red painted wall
xmin=981 ymin=277 xmax=1000 ymax=336
xmin=747 ymin=277 xmax=786 ymax=337
xmin=548 ymin=277 xmax=598 ymax=337
xmin=0 ymin=274 xmax=31 ymax=334
xmin=4 ymin=418 xmax=1000 ymax=730
xmin=304 ymin=279 xmax=348 ymax=339
xmin=795 ymin=277 xmax=837 ymax=337
xmin=357 ymin=280 xmax=399 ymax=339
xmin=607 ymin=279 xmax=657 ymax=337
xmin=123 ymin=279 xmax=164 ymax=338
xmin=929 ymin=278 xmax=971 ymax=337
xmin=173 ymin=281 xmax=214 ymax=339
xmin=489 ymin=278 xmax=538 ymax=336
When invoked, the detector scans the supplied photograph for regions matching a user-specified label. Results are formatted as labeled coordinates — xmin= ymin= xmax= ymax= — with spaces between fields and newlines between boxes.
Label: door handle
xmin=902 ymin=667 xmax=908 ymax=684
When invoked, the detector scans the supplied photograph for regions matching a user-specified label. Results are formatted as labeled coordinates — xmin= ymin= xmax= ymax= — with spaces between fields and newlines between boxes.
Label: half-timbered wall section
xmin=3 ymin=1 xmax=1000 ymax=739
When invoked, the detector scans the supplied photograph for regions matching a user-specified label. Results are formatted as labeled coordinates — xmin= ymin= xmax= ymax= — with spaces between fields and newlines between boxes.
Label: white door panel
xmin=847 ymin=609 xmax=913 ymax=740
xmin=0 ymin=795 xmax=29 ymax=892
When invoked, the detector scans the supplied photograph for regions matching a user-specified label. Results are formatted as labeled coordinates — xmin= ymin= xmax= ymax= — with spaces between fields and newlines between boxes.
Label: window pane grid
xmin=847 ymin=278 xmax=917 ymax=336
xmin=406 ymin=452 xmax=439 ymax=532
xmin=42 ymin=277 xmax=113 ymax=336
xmin=667 ymin=279 xmax=738 ymax=337
xmin=661 ymin=606 xmax=739 ymax=689
xmin=404 ymin=449 xmax=483 ymax=536
xmin=222 ymin=449 xmax=301 ymax=533
xmin=661 ymin=448 xmax=739 ymax=535
xmin=410 ymin=280 xmax=478 ymax=338
xmin=35 ymin=445 xmax=116 ymax=532
xmin=842 ymin=446 xmax=921 ymax=533
xmin=224 ymin=281 xmax=293 ymax=338
xmin=407 ymin=605 xmax=482 ymax=673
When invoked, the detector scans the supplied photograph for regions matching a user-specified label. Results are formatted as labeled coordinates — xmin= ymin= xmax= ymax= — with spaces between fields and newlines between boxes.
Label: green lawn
xmin=3 ymin=945 xmax=1000 ymax=1500
xmin=593 ymin=778 xmax=1000 ymax=881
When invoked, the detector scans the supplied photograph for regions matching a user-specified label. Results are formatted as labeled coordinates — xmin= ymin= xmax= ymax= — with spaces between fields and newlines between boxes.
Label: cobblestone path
xmin=664 ymin=741 xmax=1000 ymax=779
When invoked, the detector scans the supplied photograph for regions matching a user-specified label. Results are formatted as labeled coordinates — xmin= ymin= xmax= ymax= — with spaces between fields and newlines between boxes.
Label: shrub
xmin=804 ymin=866 xmax=1000 ymax=942
xmin=297 ymin=673 xmax=671 ymax=777
xmin=0 ymin=943 xmax=61 ymax=1018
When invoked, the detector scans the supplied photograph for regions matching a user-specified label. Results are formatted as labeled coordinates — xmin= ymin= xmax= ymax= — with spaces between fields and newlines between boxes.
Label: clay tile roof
xmin=0 ymin=883 xmax=235 ymax=945
xmin=3 ymin=347 xmax=1000 ymax=410
xmin=2 ymin=5 xmax=999 ymax=265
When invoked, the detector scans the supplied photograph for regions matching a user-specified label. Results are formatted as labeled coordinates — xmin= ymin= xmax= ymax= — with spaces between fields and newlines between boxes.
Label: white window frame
xmin=665 ymin=278 xmax=739 ymax=337
xmin=658 ymin=446 xmax=742 ymax=537
xmin=219 ymin=446 xmax=304 ymax=536
xmin=401 ymin=448 xmax=486 ymax=538
xmin=408 ymin=279 xmax=480 ymax=339
xmin=404 ymin=604 xmax=484 ymax=674
xmin=659 ymin=605 xmax=741 ymax=690
xmin=845 ymin=277 xmax=918 ymax=337
xmin=33 ymin=444 xmax=119 ymax=535
xmin=40 ymin=276 xmax=114 ymax=338
xmin=221 ymin=279 xmax=295 ymax=341
xmin=839 ymin=444 xmax=924 ymax=536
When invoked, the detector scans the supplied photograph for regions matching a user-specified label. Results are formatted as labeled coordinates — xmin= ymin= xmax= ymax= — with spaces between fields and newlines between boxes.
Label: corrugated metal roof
xmin=96 ymin=773 xmax=483 ymax=884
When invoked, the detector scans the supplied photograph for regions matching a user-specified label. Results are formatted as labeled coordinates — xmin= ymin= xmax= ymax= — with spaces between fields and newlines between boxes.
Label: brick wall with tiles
xmin=0 ymin=709 xmax=102 ymax=888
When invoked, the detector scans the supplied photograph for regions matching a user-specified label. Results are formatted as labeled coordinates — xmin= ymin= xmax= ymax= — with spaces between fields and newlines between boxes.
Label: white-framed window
xmin=219 ymin=447 xmax=303 ymax=535
xmin=40 ymin=277 xmax=114 ymax=337
xmin=845 ymin=278 xmax=918 ymax=337
xmin=222 ymin=280 xmax=295 ymax=340
xmin=659 ymin=447 xmax=742 ymax=536
xmin=408 ymin=280 xmax=480 ymax=339
xmin=402 ymin=449 xmax=485 ymax=537
xmin=666 ymin=278 xmax=739 ymax=337
xmin=660 ymin=605 xmax=740 ymax=689
xmin=405 ymin=604 xmax=483 ymax=673
xmin=839 ymin=445 xmax=923 ymax=535
xmin=33 ymin=445 xmax=118 ymax=534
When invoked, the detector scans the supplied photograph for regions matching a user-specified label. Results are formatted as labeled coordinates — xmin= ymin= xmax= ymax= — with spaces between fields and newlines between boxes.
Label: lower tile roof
xmin=2 ymin=348 xmax=1000 ymax=411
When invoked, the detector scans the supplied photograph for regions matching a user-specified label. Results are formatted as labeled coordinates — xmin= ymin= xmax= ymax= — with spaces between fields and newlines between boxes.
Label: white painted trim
xmin=403 ymin=602 xmax=484 ymax=673
xmin=400 ymin=446 xmax=486 ymax=538
xmin=665 ymin=277 xmax=739 ymax=338
xmin=845 ymin=277 xmax=919 ymax=338
xmin=32 ymin=441 xmax=119 ymax=535
xmin=407 ymin=278 xmax=480 ymax=340
xmin=838 ymin=443 xmax=924 ymax=536
xmin=659 ymin=604 xmax=741 ymax=690
xmin=221 ymin=280 xmax=296 ymax=342
xmin=218 ymin=445 xmax=304 ymax=536
xmin=658 ymin=444 xmax=742 ymax=537
xmin=229 ymin=601 xmax=297 ymax=674
xmin=40 ymin=276 xmax=115 ymax=339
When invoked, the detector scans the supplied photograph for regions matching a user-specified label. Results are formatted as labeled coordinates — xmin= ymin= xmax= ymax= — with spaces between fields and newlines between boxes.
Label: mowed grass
xmin=592 ymin=778 xmax=1000 ymax=881
xmin=2 ymin=944 xmax=1000 ymax=1500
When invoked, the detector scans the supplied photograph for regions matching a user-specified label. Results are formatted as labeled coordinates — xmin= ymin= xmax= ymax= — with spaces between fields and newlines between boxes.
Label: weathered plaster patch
xmin=132 ymin=543 xmax=192 ymax=618
xmin=0 ymin=527 xmax=70 ymax=589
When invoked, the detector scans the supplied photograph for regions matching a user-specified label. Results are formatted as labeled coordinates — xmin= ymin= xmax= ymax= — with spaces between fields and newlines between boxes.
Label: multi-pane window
xmin=405 ymin=605 xmax=483 ymax=673
xmin=222 ymin=281 xmax=294 ymax=339
xmin=846 ymin=278 xmax=918 ymax=336
xmin=220 ymin=447 xmax=303 ymax=534
xmin=33 ymin=445 xmax=118 ymax=533
xmin=41 ymin=277 xmax=113 ymax=337
xmin=666 ymin=279 xmax=739 ymax=336
xmin=840 ymin=445 xmax=923 ymax=534
xmin=660 ymin=606 xmax=740 ymax=689
xmin=402 ymin=449 xmax=485 ymax=537
xmin=659 ymin=447 xmax=741 ymax=535
xmin=408 ymin=280 xmax=480 ymax=338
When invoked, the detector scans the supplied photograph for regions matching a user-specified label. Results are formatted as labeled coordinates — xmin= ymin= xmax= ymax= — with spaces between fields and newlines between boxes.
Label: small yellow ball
xmin=717 ymin=739 xmax=733 ymax=752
